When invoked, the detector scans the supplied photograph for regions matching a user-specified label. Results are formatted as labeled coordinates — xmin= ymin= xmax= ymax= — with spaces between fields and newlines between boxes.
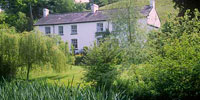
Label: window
xmin=45 ymin=27 xmax=51 ymax=34
xmin=58 ymin=26 xmax=64 ymax=35
xmin=97 ymin=23 xmax=103 ymax=32
xmin=71 ymin=25 xmax=77 ymax=35
xmin=71 ymin=39 xmax=78 ymax=49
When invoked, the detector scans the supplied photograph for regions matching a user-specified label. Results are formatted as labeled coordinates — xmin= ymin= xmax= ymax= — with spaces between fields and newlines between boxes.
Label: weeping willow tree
xmin=0 ymin=24 xmax=68 ymax=80
xmin=0 ymin=24 xmax=20 ymax=80
xmin=19 ymin=31 xmax=67 ymax=80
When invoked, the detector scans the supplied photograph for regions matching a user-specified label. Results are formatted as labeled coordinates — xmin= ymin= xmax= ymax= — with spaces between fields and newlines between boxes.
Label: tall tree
xmin=173 ymin=0 xmax=200 ymax=16
xmin=107 ymin=0 xmax=149 ymax=65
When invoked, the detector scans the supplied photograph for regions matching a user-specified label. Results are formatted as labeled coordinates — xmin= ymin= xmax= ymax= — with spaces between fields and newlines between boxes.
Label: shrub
xmin=114 ymin=64 xmax=158 ymax=100
xmin=74 ymin=46 xmax=89 ymax=65
xmin=0 ymin=28 xmax=19 ymax=81
xmin=114 ymin=10 xmax=200 ymax=100
xmin=146 ymin=10 xmax=200 ymax=99
xmin=75 ymin=55 xmax=83 ymax=65
xmin=83 ymin=39 xmax=121 ymax=88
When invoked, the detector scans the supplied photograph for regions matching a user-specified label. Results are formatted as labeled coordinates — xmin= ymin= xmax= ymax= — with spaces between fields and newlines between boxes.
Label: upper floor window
xmin=71 ymin=25 xmax=77 ymax=35
xmin=97 ymin=23 xmax=103 ymax=32
xmin=58 ymin=26 xmax=64 ymax=35
xmin=71 ymin=39 xmax=78 ymax=49
xmin=45 ymin=27 xmax=51 ymax=34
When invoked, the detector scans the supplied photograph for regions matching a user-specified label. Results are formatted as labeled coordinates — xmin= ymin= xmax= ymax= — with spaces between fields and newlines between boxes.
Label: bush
xmin=148 ymin=10 xmax=200 ymax=100
xmin=0 ymin=57 xmax=17 ymax=81
xmin=114 ymin=10 xmax=200 ymax=100
xmin=114 ymin=64 xmax=157 ymax=100
xmin=75 ymin=55 xmax=83 ymax=65
xmin=0 ymin=27 xmax=19 ymax=81
xmin=74 ymin=46 xmax=89 ymax=65
xmin=83 ymin=39 xmax=121 ymax=88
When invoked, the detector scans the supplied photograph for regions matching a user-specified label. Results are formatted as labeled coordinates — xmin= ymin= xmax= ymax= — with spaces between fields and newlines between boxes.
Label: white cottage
xmin=34 ymin=0 xmax=160 ymax=53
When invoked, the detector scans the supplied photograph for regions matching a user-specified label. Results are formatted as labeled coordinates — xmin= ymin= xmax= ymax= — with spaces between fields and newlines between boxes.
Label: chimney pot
xmin=150 ymin=0 xmax=155 ymax=8
xmin=43 ymin=8 xmax=49 ymax=17
xmin=91 ymin=4 xmax=99 ymax=13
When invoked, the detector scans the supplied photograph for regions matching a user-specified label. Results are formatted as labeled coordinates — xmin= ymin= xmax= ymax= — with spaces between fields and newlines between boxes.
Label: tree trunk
xmin=26 ymin=63 xmax=31 ymax=80
xmin=128 ymin=0 xmax=132 ymax=44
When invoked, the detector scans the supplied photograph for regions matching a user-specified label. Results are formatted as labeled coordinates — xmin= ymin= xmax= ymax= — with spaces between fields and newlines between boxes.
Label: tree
xmin=0 ymin=25 xmax=19 ymax=81
xmin=0 ymin=0 xmax=85 ymax=32
xmin=173 ymin=0 xmax=200 ymax=16
xmin=0 ymin=12 xmax=7 ymax=24
xmin=147 ymin=10 xmax=200 ymax=99
xmin=19 ymin=31 xmax=67 ymax=80
xmin=83 ymin=39 xmax=121 ymax=88
xmin=0 ymin=0 xmax=85 ymax=19
xmin=107 ymin=0 xmax=149 ymax=65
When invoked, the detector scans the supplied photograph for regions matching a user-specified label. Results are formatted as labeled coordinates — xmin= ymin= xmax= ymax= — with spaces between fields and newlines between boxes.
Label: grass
xmin=0 ymin=80 xmax=130 ymax=100
xmin=100 ymin=0 xmax=179 ymax=24
xmin=17 ymin=65 xmax=85 ymax=86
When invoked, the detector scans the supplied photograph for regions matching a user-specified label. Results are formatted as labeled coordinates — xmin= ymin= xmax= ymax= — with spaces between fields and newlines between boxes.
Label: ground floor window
xmin=97 ymin=23 xmax=103 ymax=32
xmin=45 ymin=27 xmax=51 ymax=34
xmin=58 ymin=26 xmax=64 ymax=35
xmin=71 ymin=39 xmax=78 ymax=49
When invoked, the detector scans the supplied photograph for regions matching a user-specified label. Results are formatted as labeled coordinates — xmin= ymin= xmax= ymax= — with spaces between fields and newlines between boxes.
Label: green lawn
xmin=100 ymin=0 xmax=179 ymax=24
xmin=20 ymin=65 xmax=85 ymax=86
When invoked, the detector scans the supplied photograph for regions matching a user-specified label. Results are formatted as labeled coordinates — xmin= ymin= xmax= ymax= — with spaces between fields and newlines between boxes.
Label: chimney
xmin=0 ymin=6 xmax=2 ymax=12
xmin=150 ymin=0 xmax=155 ymax=8
xmin=43 ymin=8 xmax=49 ymax=17
xmin=91 ymin=4 xmax=99 ymax=13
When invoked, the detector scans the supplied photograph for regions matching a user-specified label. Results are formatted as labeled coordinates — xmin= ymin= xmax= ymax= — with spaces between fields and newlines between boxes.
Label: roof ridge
xmin=48 ymin=9 xmax=114 ymax=16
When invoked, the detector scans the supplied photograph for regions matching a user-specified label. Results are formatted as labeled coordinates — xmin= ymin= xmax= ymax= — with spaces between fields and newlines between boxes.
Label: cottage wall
xmin=36 ymin=21 xmax=113 ymax=52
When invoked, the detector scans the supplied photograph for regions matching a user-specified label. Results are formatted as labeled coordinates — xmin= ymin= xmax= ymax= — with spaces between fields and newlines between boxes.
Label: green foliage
xmin=150 ymin=34 xmax=200 ymax=99
xmin=0 ymin=0 xmax=85 ymax=18
xmin=19 ymin=31 xmax=67 ymax=80
xmin=147 ymin=10 xmax=200 ymax=99
xmin=113 ymin=10 xmax=200 ymax=100
xmin=59 ymin=41 xmax=74 ymax=65
xmin=75 ymin=55 xmax=84 ymax=65
xmin=115 ymin=64 xmax=157 ymax=100
xmin=0 ymin=12 xmax=7 ymax=24
xmin=95 ymin=29 xmax=111 ymax=38
xmin=0 ymin=27 xmax=19 ymax=80
xmin=173 ymin=0 xmax=200 ymax=16
xmin=0 ymin=0 xmax=86 ymax=32
xmin=0 ymin=25 xmax=68 ymax=81
xmin=0 ymin=80 xmax=130 ymax=100
xmin=118 ymin=10 xmax=200 ymax=100
xmin=74 ymin=46 xmax=89 ymax=65
xmin=14 ymin=12 xmax=30 ymax=32
xmin=83 ymin=39 xmax=121 ymax=88
xmin=0 ymin=12 xmax=30 ymax=32
xmin=49 ymin=0 xmax=86 ymax=13
xmin=92 ymin=0 xmax=120 ymax=7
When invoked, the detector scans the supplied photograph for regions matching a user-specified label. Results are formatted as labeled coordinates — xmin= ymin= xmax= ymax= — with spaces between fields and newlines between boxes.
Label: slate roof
xmin=34 ymin=6 xmax=152 ymax=26
xmin=140 ymin=5 xmax=153 ymax=16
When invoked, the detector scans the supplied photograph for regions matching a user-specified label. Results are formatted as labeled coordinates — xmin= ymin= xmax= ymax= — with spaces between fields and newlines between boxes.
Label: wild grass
xmin=0 ymin=80 xmax=130 ymax=100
